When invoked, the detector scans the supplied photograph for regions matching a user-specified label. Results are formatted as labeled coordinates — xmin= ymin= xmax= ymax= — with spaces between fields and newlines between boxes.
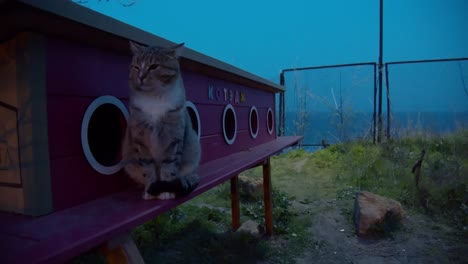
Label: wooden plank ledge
xmin=0 ymin=136 xmax=301 ymax=264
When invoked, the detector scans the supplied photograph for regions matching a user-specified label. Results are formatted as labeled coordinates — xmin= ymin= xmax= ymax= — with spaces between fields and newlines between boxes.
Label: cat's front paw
xmin=142 ymin=192 xmax=158 ymax=200
xmin=157 ymin=192 xmax=176 ymax=200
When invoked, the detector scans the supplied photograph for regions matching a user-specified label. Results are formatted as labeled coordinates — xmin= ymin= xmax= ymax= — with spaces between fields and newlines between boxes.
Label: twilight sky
xmin=77 ymin=0 xmax=468 ymax=82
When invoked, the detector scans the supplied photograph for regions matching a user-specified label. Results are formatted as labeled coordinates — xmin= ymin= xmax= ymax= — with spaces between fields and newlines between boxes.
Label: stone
xmin=238 ymin=175 xmax=263 ymax=200
xmin=354 ymin=191 xmax=404 ymax=237
xmin=236 ymin=220 xmax=260 ymax=236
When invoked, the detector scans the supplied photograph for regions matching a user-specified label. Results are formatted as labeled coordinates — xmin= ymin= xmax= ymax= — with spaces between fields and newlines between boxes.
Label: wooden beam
xmin=262 ymin=158 xmax=273 ymax=236
xmin=100 ymin=233 xmax=145 ymax=264
xmin=230 ymin=175 xmax=241 ymax=231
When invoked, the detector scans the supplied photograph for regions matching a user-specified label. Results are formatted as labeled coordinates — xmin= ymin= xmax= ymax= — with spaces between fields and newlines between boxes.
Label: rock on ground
xmin=296 ymin=198 xmax=467 ymax=264
xmin=354 ymin=191 xmax=404 ymax=237
xmin=236 ymin=220 xmax=260 ymax=236
xmin=238 ymin=175 xmax=263 ymax=200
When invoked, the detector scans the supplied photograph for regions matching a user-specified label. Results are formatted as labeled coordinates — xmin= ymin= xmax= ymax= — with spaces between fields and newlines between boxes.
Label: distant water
xmin=283 ymin=111 xmax=468 ymax=146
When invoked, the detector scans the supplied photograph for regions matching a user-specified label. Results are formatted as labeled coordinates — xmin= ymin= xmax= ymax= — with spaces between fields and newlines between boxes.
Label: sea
xmin=281 ymin=111 xmax=468 ymax=152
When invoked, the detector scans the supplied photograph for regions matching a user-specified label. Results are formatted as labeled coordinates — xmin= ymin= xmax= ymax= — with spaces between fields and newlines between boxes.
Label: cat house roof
xmin=0 ymin=0 xmax=284 ymax=93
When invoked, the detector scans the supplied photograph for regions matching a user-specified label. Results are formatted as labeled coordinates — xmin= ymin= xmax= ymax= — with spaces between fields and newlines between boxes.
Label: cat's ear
xmin=129 ymin=41 xmax=145 ymax=54
xmin=167 ymin=43 xmax=184 ymax=58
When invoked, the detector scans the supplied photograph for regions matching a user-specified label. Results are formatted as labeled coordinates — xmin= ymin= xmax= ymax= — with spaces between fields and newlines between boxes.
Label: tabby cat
xmin=122 ymin=41 xmax=200 ymax=200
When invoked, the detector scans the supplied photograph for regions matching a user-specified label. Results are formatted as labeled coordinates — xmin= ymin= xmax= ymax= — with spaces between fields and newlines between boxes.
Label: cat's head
xmin=128 ymin=41 xmax=184 ymax=94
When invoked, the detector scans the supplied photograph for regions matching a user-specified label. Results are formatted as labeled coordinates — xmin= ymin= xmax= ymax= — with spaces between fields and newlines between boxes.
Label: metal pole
xmin=373 ymin=64 xmax=377 ymax=144
xmin=385 ymin=64 xmax=390 ymax=139
xmin=387 ymin=57 xmax=468 ymax=66
xmin=263 ymin=158 xmax=273 ymax=236
xmin=281 ymin=62 xmax=376 ymax=73
xmin=377 ymin=0 xmax=384 ymax=143
xmin=279 ymin=71 xmax=285 ymax=136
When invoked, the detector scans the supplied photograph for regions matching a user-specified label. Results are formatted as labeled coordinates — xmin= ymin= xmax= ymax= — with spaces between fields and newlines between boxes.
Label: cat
xmin=122 ymin=41 xmax=201 ymax=200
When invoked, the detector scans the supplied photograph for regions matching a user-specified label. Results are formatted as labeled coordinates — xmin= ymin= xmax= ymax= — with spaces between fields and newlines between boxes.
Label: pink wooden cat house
xmin=0 ymin=0 xmax=301 ymax=262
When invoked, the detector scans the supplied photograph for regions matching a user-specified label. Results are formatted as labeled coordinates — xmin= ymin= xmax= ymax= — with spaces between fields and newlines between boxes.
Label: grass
xmin=133 ymin=208 xmax=268 ymax=264
xmin=72 ymin=129 xmax=468 ymax=263
xmin=241 ymin=148 xmax=338 ymax=202
xmin=128 ymin=187 xmax=308 ymax=264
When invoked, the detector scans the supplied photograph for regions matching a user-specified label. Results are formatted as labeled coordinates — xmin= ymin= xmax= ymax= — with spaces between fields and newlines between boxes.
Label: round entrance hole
xmin=249 ymin=106 xmax=259 ymax=139
xmin=222 ymin=104 xmax=237 ymax=145
xmin=185 ymin=101 xmax=201 ymax=140
xmin=266 ymin=107 xmax=274 ymax=135
xmin=81 ymin=95 xmax=128 ymax=175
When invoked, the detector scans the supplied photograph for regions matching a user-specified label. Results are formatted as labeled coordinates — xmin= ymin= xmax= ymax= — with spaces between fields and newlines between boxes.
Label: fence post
xmin=377 ymin=0 xmax=384 ymax=143
xmin=279 ymin=71 xmax=285 ymax=136
xmin=385 ymin=64 xmax=390 ymax=140
xmin=373 ymin=64 xmax=377 ymax=144
xmin=263 ymin=158 xmax=273 ymax=236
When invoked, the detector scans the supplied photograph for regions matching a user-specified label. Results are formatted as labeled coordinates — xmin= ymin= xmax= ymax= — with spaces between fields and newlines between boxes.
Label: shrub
xmin=242 ymin=189 xmax=296 ymax=235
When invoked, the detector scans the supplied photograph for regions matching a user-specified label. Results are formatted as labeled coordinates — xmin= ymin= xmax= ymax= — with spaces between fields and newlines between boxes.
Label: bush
xmin=242 ymin=189 xmax=296 ymax=235
xmin=333 ymin=131 xmax=468 ymax=230
xmin=310 ymin=147 xmax=340 ymax=168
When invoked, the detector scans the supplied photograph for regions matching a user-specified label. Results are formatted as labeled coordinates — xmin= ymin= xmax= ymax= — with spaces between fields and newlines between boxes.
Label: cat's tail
xmin=175 ymin=173 xmax=200 ymax=196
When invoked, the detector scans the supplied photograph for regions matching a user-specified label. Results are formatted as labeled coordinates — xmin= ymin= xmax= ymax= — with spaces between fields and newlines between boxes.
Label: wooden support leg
xmin=263 ymin=158 xmax=273 ymax=236
xmin=100 ymin=233 xmax=145 ymax=264
xmin=230 ymin=175 xmax=241 ymax=231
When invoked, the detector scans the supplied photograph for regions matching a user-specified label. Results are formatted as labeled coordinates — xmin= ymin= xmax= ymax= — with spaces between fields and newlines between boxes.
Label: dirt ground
xmin=293 ymin=198 xmax=467 ymax=264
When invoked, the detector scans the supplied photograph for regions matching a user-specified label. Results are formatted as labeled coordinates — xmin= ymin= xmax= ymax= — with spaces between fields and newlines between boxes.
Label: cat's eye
xmin=130 ymin=65 xmax=140 ymax=71
xmin=148 ymin=64 xmax=159 ymax=70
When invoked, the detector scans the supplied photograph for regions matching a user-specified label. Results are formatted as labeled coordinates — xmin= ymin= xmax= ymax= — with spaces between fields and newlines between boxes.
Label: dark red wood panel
xmin=200 ymin=131 xmax=275 ymax=163
xmin=50 ymin=156 xmax=134 ymax=211
xmin=257 ymin=107 xmax=276 ymax=137
xmin=196 ymin=104 xmax=252 ymax=136
xmin=46 ymin=95 xmax=129 ymax=160
xmin=0 ymin=233 xmax=38 ymax=260
xmin=0 ymin=136 xmax=301 ymax=264
xmin=184 ymin=71 xmax=275 ymax=108
xmin=46 ymin=37 xmax=130 ymax=98
xmin=195 ymin=104 xmax=224 ymax=136
xmin=45 ymin=36 xmax=274 ymax=109
xmin=47 ymin=96 xmax=93 ymax=160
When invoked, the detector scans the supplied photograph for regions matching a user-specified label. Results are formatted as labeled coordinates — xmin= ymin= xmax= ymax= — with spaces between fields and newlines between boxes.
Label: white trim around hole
xmin=81 ymin=95 xmax=129 ymax=175
xmin=249 ymin=106 xmax=259 ymax=139
xmin=267 ymin=107 xmax=274 ymax=135
xmin=185 ymin=101 xmax=201 ymax=140
xmin=222 ymin=104 xmax=237 ymax=145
